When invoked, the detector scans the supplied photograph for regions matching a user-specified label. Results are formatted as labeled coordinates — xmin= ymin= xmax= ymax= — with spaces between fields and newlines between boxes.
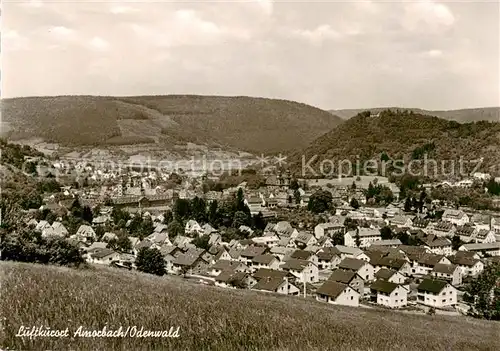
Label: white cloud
xmin=48 ymin=26 xmax=75 ymax=39
xmin=291 ymin=25 xmax=341 ymax=44
xmin=403 ymin=0 xmax=455 ymax=32
xmin=88 ymin=36 xmax=109 ymax=51
xmin=425 ymin=49 xmax=443 ymax=58
xmin=256 ymin=0 xmax=274 ymax=16
xmin=110 ymin=5 xmax=139 ymax=15
xmin=2 ymin=29 xmax=29 ymax=51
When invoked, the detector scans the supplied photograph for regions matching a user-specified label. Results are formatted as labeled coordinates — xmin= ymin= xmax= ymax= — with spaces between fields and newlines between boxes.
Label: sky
xmin=2 ymin=0 xmax=499 ymax=110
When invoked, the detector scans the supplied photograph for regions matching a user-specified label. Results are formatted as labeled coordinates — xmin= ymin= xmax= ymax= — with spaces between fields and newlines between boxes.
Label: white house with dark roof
xmin=442 ymin=209 xmax=469 ymax=226
xmin=417 ymin=279 xmax=457 ymax=308
xmin=338 ymin=257 xmax=375 ymax=282
xmin=431 ymin=263 xmax=462 ymax=286
xmin=459 ymin=242 xmax=500 ymax=257
xmin=316 ymin=281 xmax=360 ymax=307
xmin=250 ymin=254 xmax=280 ymax=272
xmin=281 ymin=259 xmax=319 ymax=283
xmin=344 ymin=228 xmax=381 ymax=248
xmin=374 ymin=268 xmax=406 ymax=285
xmin=252 ymin=276 xmax=300 ymax=296
xmin=448 ymin=255 xmax=484 ymax=277
xmin=370 ymin=280 xmax=407 ymax=308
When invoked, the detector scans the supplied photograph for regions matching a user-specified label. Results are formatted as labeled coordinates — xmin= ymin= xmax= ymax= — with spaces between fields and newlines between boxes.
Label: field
xmin=1 ymin=262 xmax=499 ymax=351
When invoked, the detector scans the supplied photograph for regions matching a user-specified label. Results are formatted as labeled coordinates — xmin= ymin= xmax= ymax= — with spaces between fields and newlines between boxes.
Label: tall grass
xmin=1 ymin=262 xmax=499 ymax=351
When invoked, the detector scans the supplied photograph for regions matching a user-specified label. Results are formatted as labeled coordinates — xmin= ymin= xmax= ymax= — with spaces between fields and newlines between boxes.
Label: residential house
xmin=431 ymin=264 xmax=462 ymax=286
xmin=172 ymin=253 xmax=210 ymax=275
xmin=344 ymin=228 xmax=381 ymax=248
xmin=390 ymin=215 xmax=413 ymax=228
xmin=412 ymin=254 xmax=451 ymax=276
xmin=251 ymin=254 xmax=280 ymax=272
xmin=252 ymin=235 xmax=280 ymax=247
xmin=314 ymin=221 xmax=344 ymax=240
xmin=316 ymin=281 xmax=360 ymax=307
xmin=455 ymin=225 xmax=478 ymax=243
xmin=328 ymin=269 xmax=364 ymax=294
xmin=423 ymin=236 xmax=453 ymax=256
xmin=448 ymin=255 xmax=484 ymax=277
xmin=317 ymin=248 xmax=342 ymax=270
xmin=338 ymin=257 xmax=375 ymax=282
xmin=417 ymin=279 xmax=457 ymax=308
xmin=290 ymin=250 xmax=319 ymax=266
xmin=215 ymin=270 xmax=257 ymax=289
xmin=87 ymin=248 xmax=120 ymax=265
xmin=51 ymin=222 xmax=69 ymax=237
xmin=374 ymin=268 xmax=406 ymax=284
xmin=442 ymin=209 xmax=469 ymax=226
xmin=74 ymin=225 xmax=97 ymax=243
xmin=294 ymin=232 xmax=318 ymax=248
xmin=368 ymin=239 xmax=402 ymax=248
xmin=102 ymin=232 xmax=118 ymax=242
xmin=209 ymin=260 xmax=248 ymax=277
xmin=281 ymin=259 xmax=319 ymax=283
xmin=185 ymin=220 xmax=204 ymax=237
xmin=458 ymin=242 xmax=500 ymax=257
xmin=370 ymin=280 xmax=407 ymax=308
xmin=475 ymin=230 xmax=496 ymax=244
xmin=239 ymin=246 xmax=269 ymax=265
xmin=429 ymin=221 xmax=456 ymax=237
xmin=335 ymin=245 xmax=367 ymax=260
xmin=252 ymin=276 xmax=300 ymax=296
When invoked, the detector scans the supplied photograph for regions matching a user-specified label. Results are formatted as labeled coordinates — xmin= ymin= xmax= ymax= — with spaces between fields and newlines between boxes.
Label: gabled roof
xmin=339 ymin=257 xmax=366 ymax=271
xmin=90 ymin=248 xmax=117 ymax=259
xmin=281 ymin=259 xmax=311 ymax=271
xmin=253 ymin=268 xmax=288 ymax=281
xmin=448 ymin=255 xmax=480 ymax=267
xmin=290 ymin=249 xmax=313 ymax=260
xmin=432 ymin=263 xmax=458 ymax=275
xmin=370 ymin=280 xmax=399 ymax=294
xmin=417 ymin=253 xmax=445 ymax=266
xmin=252 ymin=254 xmax=277 ymax=265
xmin=377 ymin=257 xmax=408 ymax=270
xmin=328 ymin=269 xmax=358 ymax=284
xmin=253 ymin=277 xmax=287 ymax=292
xmin=316 ymin=281 xmax=351 ymax=299
xmin=417 ymin=279 xmax=449 ymax=294
xmin=374 ymin=268 xmax=397 ymax=280
xmin=241 ymin=246 xmax=267 ymax=258
xmin=212 ymin=260 xmax=243 ymax=271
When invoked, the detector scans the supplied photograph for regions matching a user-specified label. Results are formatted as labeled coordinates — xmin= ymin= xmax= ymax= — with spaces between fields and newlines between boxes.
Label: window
xmin=351 ymin=296 xmax=353 ymax=300
xmin=395 ymin=292 xmax=398 ymax=296
xmin=449 ymin=291 xmax=452 ymax=295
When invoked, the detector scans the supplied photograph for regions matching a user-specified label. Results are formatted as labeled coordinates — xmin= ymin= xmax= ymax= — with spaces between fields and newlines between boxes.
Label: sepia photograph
xmin=1 ymin=0 xmax=499 ymax=350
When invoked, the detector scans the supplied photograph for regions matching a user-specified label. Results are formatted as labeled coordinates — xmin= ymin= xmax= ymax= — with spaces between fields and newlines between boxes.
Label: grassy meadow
xmin=1 ymin=262 xmax=499 ymax=351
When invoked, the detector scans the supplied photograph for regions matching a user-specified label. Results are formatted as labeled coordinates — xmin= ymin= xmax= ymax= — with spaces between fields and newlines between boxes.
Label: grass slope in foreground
xmin=1 ymin=262 xmax=499 ymax=351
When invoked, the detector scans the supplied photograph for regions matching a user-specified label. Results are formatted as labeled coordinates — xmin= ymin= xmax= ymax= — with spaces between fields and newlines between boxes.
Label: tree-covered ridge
xmin=292 ymin=110 xmax=500 ymax=176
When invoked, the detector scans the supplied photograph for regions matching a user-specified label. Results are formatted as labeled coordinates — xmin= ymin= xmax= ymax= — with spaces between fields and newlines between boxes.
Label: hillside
xmin=330 ymin=107 xmax=500 ymax=123
xmin=2 ymin=262 xmax=499 ymax=350
xmin=291 ymin=110 xmax=500 ymax=177
xmin=1 ymin=95 xmax=342 ymax=153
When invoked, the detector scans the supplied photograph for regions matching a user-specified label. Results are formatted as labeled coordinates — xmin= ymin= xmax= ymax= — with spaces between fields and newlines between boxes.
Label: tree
xmin=308 ymin=190 xmax=333 ymax=214
xmin=163 ymin=210 xmax=174 ymax=225
xmin=138 ymin=216 xmax=154 ymax=239
xmin=95 ymin=225 xmax=106 ymax=241
xmin=380 ymin=226 xmax=393 ymax=240
xmin=167 ymin=220 xmax=184 ymax=239
xmin=208 ymin=200 xmax=219 ymax=227
xmin=290 ymin=179 xmax=300 ymax=191
xmin=82 ymin=206 xmax=93 ymax=224
xmin=463 ymin=263 xmax=500 ymax=320
xmin=135 ymin=247 xmax=166 ymax=276
xmin=252 ymin=212 xmax=266 ymax=230
xmin=350 ymin=198 xmax=360 ymax=209
xmin=111 ymin=207 xmax=130 ymax=226
xmin=294 ymin=190 xmax=301 ymax=204
xmin=331 ymin=231 xmax=344 ymax=245
xmin=191 ymin=196 xmax=207 ymax=223
xmin=451 ymin=235 xmax=463 ymax=251
xmin=173 ymin=198 xmax=191 ymax=221
xmin=233 ymin=211 xmax=249 ymax=228
xmin=404 ymin=197 xmax=413 ymax=212
xmin=351 ymin=181 xmax=357 ymax=190
xmin=354 ymin=229 xmax=361 ymax=247
xmin=192 ymin=235 xmax=210 ymax=250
